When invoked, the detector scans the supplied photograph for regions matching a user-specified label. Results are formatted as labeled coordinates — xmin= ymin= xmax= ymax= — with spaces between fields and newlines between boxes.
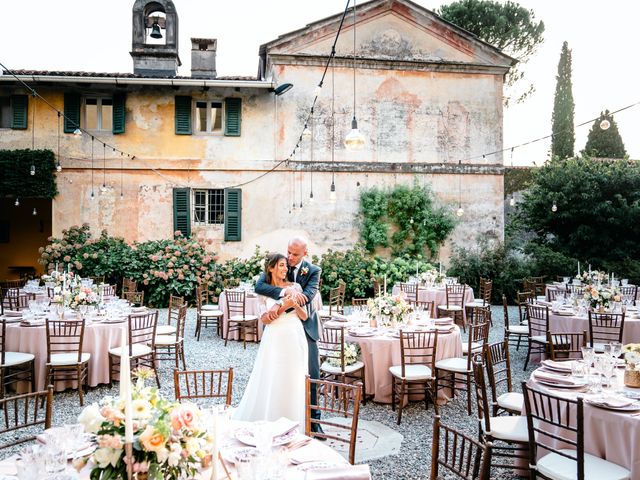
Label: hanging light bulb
xmin=73 ymin=128 xmax=82 ymax=136
xmin=313 ymin=85 xmax=322 ymax=98
xmin=302 ymin=124 xmax=311 ymax=138
xmin=56 ymin=162 xmax=62 ymax=172
xmin=90 ymin=191 xmax=95 ymax=200
xmin=30 ymin=165 xmax=36 ymax=176
xmin=551 ymin=202 xmax=558 ymax=212
xmin=344 ymin=118 xmax=366 ymax=150
xmin=100 ymin=184 xmax=108 ymax=194
xmin=309 ymin=191 xmax=315 ymax=204
xmin=32 ymin=207 xmax=37 ymax=216
xmin=409 ymin=217 xmax=414 ymax=224
xmin=600 ymin=119 xmax=611 ymax=130
xmin=329 ymin=180 xmax=337 ymax=203
xmin=14 ymin=198 xmax=20 ymax=207
xmin=456 ymin=206 xmax=464 ymax=217
xmin=509 ymin=196 xmax=516 ymax=207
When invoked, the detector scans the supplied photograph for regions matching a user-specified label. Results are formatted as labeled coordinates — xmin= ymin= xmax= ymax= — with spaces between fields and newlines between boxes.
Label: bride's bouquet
xmin=327 ymin=343 xmax=361 ymax=368
xmin=367 ymin=293 xmax=412 ymax=327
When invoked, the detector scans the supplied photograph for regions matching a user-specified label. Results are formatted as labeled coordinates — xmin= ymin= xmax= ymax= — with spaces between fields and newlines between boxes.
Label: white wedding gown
xmin=233 ymin=288 xmax=309 ymax=428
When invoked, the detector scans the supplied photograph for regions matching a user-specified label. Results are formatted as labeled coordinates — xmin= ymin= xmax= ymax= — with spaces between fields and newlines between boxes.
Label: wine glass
xmin=581 ymin=346 xmax=595 ymax=373
xmin=610 ymin=341 xmax=623 ymax=359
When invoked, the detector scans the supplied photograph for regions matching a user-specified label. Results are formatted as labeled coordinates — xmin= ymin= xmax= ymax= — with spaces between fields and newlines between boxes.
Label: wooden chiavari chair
xmin=0 ymin=319 xmax=35 ymax=398
xmin=588 ymin=311 xmax=625 ymax=352
xmin=121 ymin=278 xmax=137 ymax=299
xmin=0 ymin=386 xmax=53 ymax=450
xmin=123 ymin=290 xmax=144 ymax=307
xmin=503 ymin=294 xmax=528 ymax=351
xmin=398 ymin=282 xmax=419 ymax=304
xmin=485 ymin=340 xmax=523 ymax=416
xmin=157 ymin=294 xmax=184 ymax=336
xmin=437 ymin=284 xmax=468 ymax=331
xmin=317 ymin=282 xmax=346 ymax=320
xmin=524 ymin=304 xmax=550 ymax=370
xmin=195 ymin=286 xmax=223 ymax=340
xmin=174 ymin=368 xmax=233 ymax=406
xmin=547 ymin=331 xmax=586 ymax=361
xmin=470 ymin=277 xmax=493 ymax=307
xmin=318 ymin=326 xmax=366 ymax=403
xmin=223 ymin=290 xmax=258 ymax=349
xmin=153 ymin=304 xmax=188 ymax=369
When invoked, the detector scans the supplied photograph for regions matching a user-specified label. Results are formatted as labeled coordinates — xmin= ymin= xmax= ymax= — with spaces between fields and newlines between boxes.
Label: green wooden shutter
xmin=112 ymin=94 xmax=126 ymax=134
xmin=64 ymin=93 xmax=81 ymax=133
xmin=224 ymin=188 xmax=242 ymax=241
xmin=175 ymin=96 xmax=192 ymax=135
xmin=173 ymin=188 xmax=191 ymax=238
xmin=224 ymin=98 xmax=242 ymax=136
xmin=10 ymin=95 xmax=28 ymax=129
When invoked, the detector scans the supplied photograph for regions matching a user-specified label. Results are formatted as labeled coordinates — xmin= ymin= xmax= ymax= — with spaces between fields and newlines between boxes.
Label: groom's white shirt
xmin=278 ymin=260 xmax=302 ymax=297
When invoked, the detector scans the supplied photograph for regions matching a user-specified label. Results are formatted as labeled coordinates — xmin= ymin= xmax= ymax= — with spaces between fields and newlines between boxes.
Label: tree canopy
xmin=583 ymin=110 xmax=627 ymax=158
xmin=438 ymin=0 xmax=545 ymax=105
xmin=550 ymin=41 xmax=575 ymax=159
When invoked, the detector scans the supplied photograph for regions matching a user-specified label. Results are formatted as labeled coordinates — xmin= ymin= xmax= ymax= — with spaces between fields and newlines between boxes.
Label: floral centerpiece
xmin=78 ymin=370 xmax=214 ymax=479
xmin=69 ymin=285 xmax=100 ymax=310
xmin=367 ymin=293 xmax=412 ymax=327
xmin=42 ymin=270 xmax=76 ymax=288
xmin=576 ymin=270 xmax=606 ymax=285
xmin=583 ymin=284 xmax=621 ymax=310
xmin=419 ymin=269 xmax=444 ymax=286
xmin=622 ymin=343 xmax=640 ymax=387
xmin=327 ymin=343 xmax=361 ymax=368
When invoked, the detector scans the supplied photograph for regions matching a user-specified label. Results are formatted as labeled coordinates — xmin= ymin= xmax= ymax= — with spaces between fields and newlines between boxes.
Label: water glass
xmin=581 ymin=346 xmax=595 ymax=371
xmin=252 ymin=422 xmax=273 ymax=456
xmin=15 ymin=457 xmax=40 ymax=480
xmin=610 ymin=341 xmax=623 ymax=359
xmin=45 ymin=444 xmax=67 ymax=474
xmin=236 ymin=456 xmax=256 ymax=480
xmin=588 ymin=374 xmax=602 ymax=393
xmin=571 ymin=360 xmax=586 ymax=378
xmin=621 ymin=279 xmax=629 ymax=286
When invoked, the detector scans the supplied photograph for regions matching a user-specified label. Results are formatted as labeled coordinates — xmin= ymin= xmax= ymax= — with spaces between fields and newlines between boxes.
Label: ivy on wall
xmin=0 ymin=149 xmax=58 ymax=198
xmin=359 ymin=182 xmax=456 ymax=258
xmin=504 ymin=166 xmax=536 ymax=197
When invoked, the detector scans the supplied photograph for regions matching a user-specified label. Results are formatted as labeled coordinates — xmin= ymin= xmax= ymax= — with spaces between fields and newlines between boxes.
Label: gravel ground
xmin=2 ymin=305 xmax=534 ymax=479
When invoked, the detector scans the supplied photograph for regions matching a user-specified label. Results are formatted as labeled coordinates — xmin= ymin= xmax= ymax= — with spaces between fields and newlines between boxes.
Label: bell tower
xmin=130 ymin=0 xmax=181 ymax=77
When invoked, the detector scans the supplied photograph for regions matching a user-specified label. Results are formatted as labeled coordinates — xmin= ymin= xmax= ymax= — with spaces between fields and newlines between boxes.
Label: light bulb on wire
xmin=32 ymin=207 xmax=37 ymax=216
xmin=56 ymin=163 xmax=62 ymax=172
xmin=309 ymin=191 xmax=315 ymax=204
xmin=509 ymin=196 xmax=516 ymax=207
xmin=30 ymin=165 xmax=36 ymax=176
xmin=73 ymin=128 xmax=82 ymax=136
xmin=551 ymin=202 xmax=558 ymax=212
xmin=329 ymin=180 xmax=337 ymax=203
xmin=600 ymin=119 xmax=611 ymax=130
xmin=456 ymin=206 xmax=464 ymax=217
xmin=344 ymin=118 xmax=365 ymax=150
xmin=302 ymin=124 xmax=311 ymax=138
xmin=14 ymin=198 xmax=20 ymax=207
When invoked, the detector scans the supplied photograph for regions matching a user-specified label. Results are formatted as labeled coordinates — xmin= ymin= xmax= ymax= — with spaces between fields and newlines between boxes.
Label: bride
xmin=233 ymin=253 xmax=309 ymax=426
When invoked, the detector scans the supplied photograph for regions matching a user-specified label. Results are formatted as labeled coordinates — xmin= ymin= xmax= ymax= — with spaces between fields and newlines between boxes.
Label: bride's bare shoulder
xmin=283 ymin=282 xmax=302 ymax=291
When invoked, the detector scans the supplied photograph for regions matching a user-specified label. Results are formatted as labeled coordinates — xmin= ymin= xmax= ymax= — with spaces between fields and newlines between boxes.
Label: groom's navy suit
xmin=254 ymin=259 xmax=322 ymax=424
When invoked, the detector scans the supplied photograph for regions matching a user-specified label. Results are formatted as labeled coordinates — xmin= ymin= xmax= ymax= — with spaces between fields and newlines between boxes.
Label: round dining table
xmin=342 ymin=319 xmax=463 ymax=405
xmin=4 ymin=316 xmax=126 ymax=392
xmin=548 ymin=309 xmax=640 ymax=344
xmin=391 ymin=284 xmax=475 ymax=317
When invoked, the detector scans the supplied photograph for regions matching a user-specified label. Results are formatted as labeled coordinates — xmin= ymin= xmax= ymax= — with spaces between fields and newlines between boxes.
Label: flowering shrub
xmin=367 ymin=293 xmax=412 ymax=327
xmin=78 ymin=372 xmax=213 ymax=480
xmin=208 ymin=246 xmax=268 ymax=296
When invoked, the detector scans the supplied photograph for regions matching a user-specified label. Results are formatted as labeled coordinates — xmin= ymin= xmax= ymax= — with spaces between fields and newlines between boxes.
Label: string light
xmin=600 ymin=119 xmax=611 ymax=130
xmin=56 ymin=112 xmax=62 ymax=172
xmin=551 ymin=201 xmax=558 ymax=212
xmin=32 ymin=207 xmax=37 ymax=216
xmin=101 ymin=143 xmax=107 ymax=193
xmin=30 ymin=164 xmax=35 ymax=176
xmin=344 ymin=0 xmax=365 ymax=151
xmin=90 ymin=136 xmax=95 ymax=199
xmin=509 ymin=195 xmax=516 ymax=207
xmin=14 ymin=198 xmax=20 ymax=207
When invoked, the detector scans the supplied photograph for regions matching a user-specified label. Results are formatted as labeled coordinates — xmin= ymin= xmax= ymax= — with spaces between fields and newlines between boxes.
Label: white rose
xmin=155 ymin=446 xmax=169 ymax=463
xmin=185 ymin=438 xmax=200 ymax=457
xmin=78 ymin=403 xmax=105 ymax=434
xmin=167 ymin=443 xmax=182 ymax=467
xmin=626 ymin=351 xmax=640 ymax=364
xmin=93 ymin=447 xmax=121 ymax=469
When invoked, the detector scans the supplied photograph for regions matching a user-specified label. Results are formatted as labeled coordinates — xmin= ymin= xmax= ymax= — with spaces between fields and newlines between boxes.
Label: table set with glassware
xmin=327 ymin=306 xmax=463 ymax=404
xmin=0 ymin=415 xmax=369 ymax=480
xmin=523 ymin=341 xmax=640 ymax=478
xmin=390 ymin=281 xmax=475 ymax=317
xmin=1 ymin=295 xmax=145 ymax=392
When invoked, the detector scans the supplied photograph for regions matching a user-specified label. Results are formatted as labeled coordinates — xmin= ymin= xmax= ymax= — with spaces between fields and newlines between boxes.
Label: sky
xmin=1 ymin=0 xmax=638 ymax=165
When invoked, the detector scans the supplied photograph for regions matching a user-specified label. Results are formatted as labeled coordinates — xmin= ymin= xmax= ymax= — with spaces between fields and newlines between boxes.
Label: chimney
xmin=191 ymin=38 xmax=217 ymax=78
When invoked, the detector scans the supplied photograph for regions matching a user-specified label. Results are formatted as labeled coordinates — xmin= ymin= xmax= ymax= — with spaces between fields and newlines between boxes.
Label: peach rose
xmin=170 ymin=404 xmax=200 ymax=432
xmin=139 ymin=426 xmax=166 ymax=453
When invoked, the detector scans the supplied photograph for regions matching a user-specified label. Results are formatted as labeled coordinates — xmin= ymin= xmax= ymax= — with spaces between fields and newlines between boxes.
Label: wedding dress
xmin=233 ymin=285 xmax=309 ymax=428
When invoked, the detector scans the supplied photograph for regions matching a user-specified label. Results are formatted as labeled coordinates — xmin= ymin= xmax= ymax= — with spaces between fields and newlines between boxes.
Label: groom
xmin=255 ymin=236 xmax=324 ymax=434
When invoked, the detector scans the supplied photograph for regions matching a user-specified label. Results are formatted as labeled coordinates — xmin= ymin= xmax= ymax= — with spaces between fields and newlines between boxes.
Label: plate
xmin=532 ymin=371 xmax=588 ymax=389
xmin=541 ymin=360 xmax=574 ymax=373
xmin=585 ymin=398 xmax=640 ymax=412
xmin=234 ymin=427 xmax=297 ymax=447
xmin=348 ymin=329 xmax=377 ymax=337
xmin=221 ymin=446 xmax=258 ymax=465
xmin=295 ymin=461 xmax=340 ymax=471
xmin=553 ymin=310 xmax=575 ymax=316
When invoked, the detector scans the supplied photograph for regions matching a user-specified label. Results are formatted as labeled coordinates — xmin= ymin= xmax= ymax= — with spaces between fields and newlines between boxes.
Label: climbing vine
xmin=359 ymin=182 xmax=456 ymax=258
xmin=0 ymin=149 xmax=58 ymax=198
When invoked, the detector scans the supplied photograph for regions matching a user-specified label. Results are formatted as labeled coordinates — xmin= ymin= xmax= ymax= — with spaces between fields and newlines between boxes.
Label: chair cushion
xmin=537 ymin=449 xmax=630 ymax=480
xmin=388 ymin=364 xmax=433 ymax=380
xmin=49 ymin=352 xmax=90 ymax=366
xmin=481 ymin=415 xmax=529 ymax=443
xmin=229 ymin=315 xmax=258 ymax=322
xmin=437 ymin=305 xmax=463 ymax=311
xmin=497 ymin=392 xmax=525 ymax=413
xmin=531 ymin=335 xmax=549 ymax=344
xmin=321 ymin=360 xmax=365 ymax=375
xmin=435 ymin=357 xmax=469 ymax=373
xmin=508 ymin=325 xmax=529 ymax=335
xmin=156 ymin=325 xmax=176 ymax=335
xmin=468 ymin=299 xmax=487 ymax=306
xmin=200 ymin=310 xmax=223 ymax=317
xmin=462 ymin=342 xmax=483 ymax=355
xmin=109 ymin=343 xmax=152 ymax=358
xmin=1 ymin=351 xmax=35 ymax=367
xmin=154 ymin=335 xmax=182 ymax=346
xmin=317 ymin=309 xmax=333 ymax=318
xmin=202 ymin=304 xmax=219 ymax=311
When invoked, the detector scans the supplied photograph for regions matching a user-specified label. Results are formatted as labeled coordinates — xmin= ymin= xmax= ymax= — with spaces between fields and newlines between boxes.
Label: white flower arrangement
xmin=623 ymin=343 xmax=640 ymax=370
xmin=69 ymin=285 xmax=100 ymax=309
xmin=327 ymin=342 xmax=361 ymax=368
xmin=367 ymin=293 xmax=412 ymax=327
xmin=583 ymin=284 xmax=621 ymax=309
xmin=576 ymin=270 xmax=605 ymax=285
xmin=419 ymin=268 xmax=444 ymax=286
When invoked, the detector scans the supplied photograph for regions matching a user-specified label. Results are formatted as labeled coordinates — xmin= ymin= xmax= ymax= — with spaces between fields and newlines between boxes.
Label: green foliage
xmin=359 ymin=183 xmax=456 ymax=257
xmin=504 ymin=167 xmax=536 ymax=196
xmin=516 ymin=156 xmax=640 ymax=283
xmin=0 ymin=149 xmax=58 ymax=198
xmin=438 ymin=0 xmax=545 ymax=105
xmin=208 ymin=246 xmax=269 ymax=296
xmin=448 ymin=239 xmax=534 ymax=303
xmin=583 ymin=110 xmax=626 ymax=159
xmin=551 ymin=41 xmax=575 ymax=159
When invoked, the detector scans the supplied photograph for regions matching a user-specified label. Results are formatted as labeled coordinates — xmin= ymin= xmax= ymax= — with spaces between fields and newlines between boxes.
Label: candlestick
xmin=124 ymin=442 xmax=133 ymax=480
xmin=119 ymin=329 xmax=133 ymax=443
xmin=383 ymin=275 xmax=387 ymax=295
xmin=589 ymin=264 xmax=591 ymax=275
xmin=578 ymin=261 xmax=580 ymax=277
xmin=210 ymin=409 xmax=219 ymax=480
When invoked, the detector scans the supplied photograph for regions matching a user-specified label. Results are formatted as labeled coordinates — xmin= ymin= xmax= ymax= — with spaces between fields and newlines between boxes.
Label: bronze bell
xmin=150 ymin=21 xmax=162 ymax=39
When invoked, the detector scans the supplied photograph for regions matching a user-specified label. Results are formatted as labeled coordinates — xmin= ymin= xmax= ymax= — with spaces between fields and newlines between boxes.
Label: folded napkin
xmin=331 ymin=313 xmax=349 ymax=322
xmin=289 ymin=443 xmax=330 ymax=465
xmin=305 ymin=465 xmax=371 ymax=480
xmin=434 ymin=317 xmax=453 ymax=324
xmin=4 ymin=310 xmax=22 ymax=317
xmin=130 ymin=306 xmax=147 ymax=313
xmin=349 ymin=327 xmax=376 ymax=336
xmin=537 ymin=300 xmax=552 ymax=306
xmin=588 ymin=396 xmax=634 ymax=409
xmin=270 ymin=417 xmax=299 ymax=438
xmin=542 ymin=360 xmax=574 ymax=372
xmin=533 ymin=370 xmax=579 ymax=386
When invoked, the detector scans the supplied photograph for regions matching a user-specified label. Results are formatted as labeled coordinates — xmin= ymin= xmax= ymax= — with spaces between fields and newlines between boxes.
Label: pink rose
xmin=170 ymin=404 xmax=200 ymax=432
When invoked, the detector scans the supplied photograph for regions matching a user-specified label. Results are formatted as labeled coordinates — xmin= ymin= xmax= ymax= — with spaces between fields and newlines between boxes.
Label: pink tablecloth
xmin=520 ymin=370 xmax=640 ymax=478
xmin=391 ymin=284 xmax=475 ymax=316
xmin=549 ymin=312 xmax=640 ymax=343
xmin=346 ymin=326 xmax=463 ymax=404
xmin=5 ymin=320 xmax=126 ymax=391
xmin=219 ymin=291 xmax=323 ymax=342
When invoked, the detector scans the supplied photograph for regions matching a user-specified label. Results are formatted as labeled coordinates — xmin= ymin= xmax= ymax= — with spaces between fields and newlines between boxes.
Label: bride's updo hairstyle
xmin=264 ymin=253 xmax=286 ymax=285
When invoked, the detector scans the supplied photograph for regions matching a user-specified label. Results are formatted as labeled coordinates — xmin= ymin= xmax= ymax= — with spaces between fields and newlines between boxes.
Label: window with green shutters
xmin=224 ymin=188 xmax=242 ymax=241
xmin=224 ymin=98 xmax=241 ymax=136
xmin=10 ymin=95 xmax=28 ymax=129
xmin=64 ymin=93 xmax=81 ymax=133
xmin=173 ymin=188 xmax=191 ymax=238
xmin=112 ymin=94 xmax=126 ymax=134
xmin=175 ymin=96 xmax=192 ymax=135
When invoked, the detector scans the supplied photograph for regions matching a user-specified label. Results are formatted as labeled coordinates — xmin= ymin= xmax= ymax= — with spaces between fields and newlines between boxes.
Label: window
xmin=193 ymin=189 xmax=225 ymax=224
xmin=195 ymin=101 xmax=223 ymax=133
xmin=85 ymin=97 xmax=113 ymax=131
xmin=0 ymin=97 xmax=10 ymax=128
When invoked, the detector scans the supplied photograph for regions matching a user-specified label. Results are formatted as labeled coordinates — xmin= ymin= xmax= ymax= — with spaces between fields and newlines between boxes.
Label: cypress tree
xmin=583 ymin=110 xmax=626 ymax=158
xmin=551 ymin=41 xmax=575 ymax=159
